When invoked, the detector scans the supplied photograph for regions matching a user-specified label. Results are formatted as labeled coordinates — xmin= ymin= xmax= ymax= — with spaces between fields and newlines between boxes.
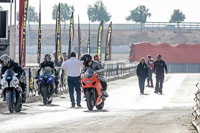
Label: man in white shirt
xmin=61 ymin=52 xmax=83 ymax=107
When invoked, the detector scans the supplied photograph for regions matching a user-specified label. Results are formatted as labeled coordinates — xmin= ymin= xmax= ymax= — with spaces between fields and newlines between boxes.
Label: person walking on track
xmin=136 ymin=57 xmax=148 ymax=95
xmin=154 ymin=54 xmax=168 ymax=95
xmin=147 ymin=55 xmax=154 ymax=88
xmin=61 ymin=52 xmax=83 ymax=107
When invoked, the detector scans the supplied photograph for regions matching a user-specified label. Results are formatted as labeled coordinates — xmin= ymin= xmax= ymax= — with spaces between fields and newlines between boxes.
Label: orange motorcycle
xmin=81 ymin=68 xmax=106 ymax=111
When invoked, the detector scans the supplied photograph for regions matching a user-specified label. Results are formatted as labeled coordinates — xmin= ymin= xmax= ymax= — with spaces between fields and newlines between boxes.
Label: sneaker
xmin=154 ymin=91 xmax=158 ymax=94
xmin=140 ymin=92 xmax=144 ymax=95
xmin=71 ymin=104 xmax=75 ymax=108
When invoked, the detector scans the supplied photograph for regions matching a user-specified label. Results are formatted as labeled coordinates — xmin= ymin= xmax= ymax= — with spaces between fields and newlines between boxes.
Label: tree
xmin=126 ymin=5 xmax=151 ymax=31
xmin=169 ymin=9 xmax=185 ymax=28
xmin=52 ymin=3 xmax=74 ymax=30
xmin=17 ymin=5 xmax=39 ymax=30
xmin=87 ymin=0 xmax=111 ymax=22
xmin=27 ymin=6 xmax=39 ymax=29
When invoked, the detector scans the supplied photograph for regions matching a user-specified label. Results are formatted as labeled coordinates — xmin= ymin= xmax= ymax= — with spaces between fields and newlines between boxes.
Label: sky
xmin=1 ymin=0 xmax=200 ymax=24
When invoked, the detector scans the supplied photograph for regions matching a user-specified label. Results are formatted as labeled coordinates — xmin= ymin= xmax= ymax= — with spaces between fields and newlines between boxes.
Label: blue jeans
xmin=139 ymin=77 xmax=145 ymax=93
xmin=67 ymin=76 xmax=81 ymax=106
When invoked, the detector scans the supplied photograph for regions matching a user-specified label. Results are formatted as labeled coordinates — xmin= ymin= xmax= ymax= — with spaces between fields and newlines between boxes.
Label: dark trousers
xmin=155 ymin=74 xmax=164 ymax=92
xmin=67 ymin=76 xmax=81 ymax=106
xmin=100 ymin=80 xmax=107 ymax=91
xmin=139 ymin=77 xmax=145 ymax=93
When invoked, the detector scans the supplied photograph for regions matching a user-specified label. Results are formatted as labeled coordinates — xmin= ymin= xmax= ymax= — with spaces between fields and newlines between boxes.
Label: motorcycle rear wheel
xmin=96 ymin=101 xmax=104 ymax=110
xmin=14 ymin=93 xmax=22 ymax=112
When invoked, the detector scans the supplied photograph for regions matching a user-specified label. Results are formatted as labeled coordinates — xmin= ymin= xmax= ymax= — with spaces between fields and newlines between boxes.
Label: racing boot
xmin=54 ymin=81 xmax=59 ymax=95
xmin=1 ymin=89 xmax=6 ymax=101
xmin=103 ymin=91 xmax=109 ymax=97
xmin=22 ymin=92 xmax=26 ymax=103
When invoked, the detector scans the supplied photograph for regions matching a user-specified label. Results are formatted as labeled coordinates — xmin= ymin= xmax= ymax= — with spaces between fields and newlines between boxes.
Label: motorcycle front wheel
xmin=43 ymin=87 xmax=48 ymax=105
xmin=86 ymin=91 xmax=94 ymax=111
xmin=6 ymin=91 xmax=14 ymax=113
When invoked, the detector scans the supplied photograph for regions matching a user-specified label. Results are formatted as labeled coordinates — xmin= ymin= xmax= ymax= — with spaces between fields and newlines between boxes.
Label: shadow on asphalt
xmin=83 ymin=109 xmax=109 ymax=113
xmin=141 ymin=94 xmax=150 ymax=95
xmin=59 ymin=97 xmax=66 ymax=99
xmin=38 ymin=104 xmax=60 ymax=107
xmin=0 ymin=111 xmax=27 ymax=115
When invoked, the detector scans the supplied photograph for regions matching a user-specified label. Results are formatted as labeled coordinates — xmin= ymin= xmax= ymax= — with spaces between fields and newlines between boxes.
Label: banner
xmin=19 ymin=0 xmax=28 ymax=67
xmin=68 ymin=12 xmax=74 ymax=57
xmin=55 ymin=3 xmax=62 ymax=66
xmin=105 ymin=21 xmax=112 ymax=61
xmin=97 ymin=21 xmax=103 ymax=60
xmin=37 ymin=0 xmax=41 ymax=64
xmin=87 ymin=21 xmax=90 ymax=54
xmin=78 ymin=15 xmax=81 ymax=59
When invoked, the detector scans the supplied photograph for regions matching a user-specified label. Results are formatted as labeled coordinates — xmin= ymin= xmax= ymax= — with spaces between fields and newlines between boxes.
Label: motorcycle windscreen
xmin=4 ymin=69 xmax=15 ymax=80
xmin=42 ymin=67 xmax=52 ymax=77
xmin=85 ymin=68 xmax=94 ymax=78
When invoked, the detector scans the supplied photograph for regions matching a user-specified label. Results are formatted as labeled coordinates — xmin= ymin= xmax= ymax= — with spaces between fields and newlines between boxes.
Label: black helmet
xmin=44 ymin=54 xmax=51 ymax=62
xmin=0 ymin=54 xmax=11 ymax=66
xmin=81 ymin=54 xmax=92 ymax=66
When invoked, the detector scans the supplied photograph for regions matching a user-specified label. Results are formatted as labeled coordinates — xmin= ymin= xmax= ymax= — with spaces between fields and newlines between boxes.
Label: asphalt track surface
xmin=0 ymin=74 xmax=198 ymax=133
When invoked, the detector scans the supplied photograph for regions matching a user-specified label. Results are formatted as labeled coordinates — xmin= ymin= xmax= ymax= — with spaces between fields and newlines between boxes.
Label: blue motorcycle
xmin=37 ymin=69 xmax=55 ymax=105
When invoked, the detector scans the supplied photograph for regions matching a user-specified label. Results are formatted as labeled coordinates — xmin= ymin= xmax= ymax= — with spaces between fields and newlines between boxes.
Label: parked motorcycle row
xmin=0 ymin=67 xmax=107 ymax=113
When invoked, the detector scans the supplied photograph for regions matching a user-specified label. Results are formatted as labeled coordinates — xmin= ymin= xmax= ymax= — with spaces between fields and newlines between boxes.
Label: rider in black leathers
xmin=35 ymin=54 xmax=59 ymax=94
xmin=0 ymin=54 xmax=27 ymax=103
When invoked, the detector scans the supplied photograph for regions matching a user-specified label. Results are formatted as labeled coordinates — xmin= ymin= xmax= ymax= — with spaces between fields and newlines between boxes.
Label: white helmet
xmin=0 ymin=54 xmax=11 ymax=66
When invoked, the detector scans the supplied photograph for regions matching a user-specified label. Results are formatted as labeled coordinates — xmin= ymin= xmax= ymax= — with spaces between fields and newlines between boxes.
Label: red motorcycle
xmin=81 ymin=68 xmax=106 ymax=111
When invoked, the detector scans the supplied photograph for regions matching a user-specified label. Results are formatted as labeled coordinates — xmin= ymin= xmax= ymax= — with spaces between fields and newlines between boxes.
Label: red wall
xmin=129 ymin=43 xmax=200 ymax=63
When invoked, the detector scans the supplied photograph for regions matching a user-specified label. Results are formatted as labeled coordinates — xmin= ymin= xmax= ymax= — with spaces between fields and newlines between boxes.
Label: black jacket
xmin=1 ymin=60 xmax=24 ymax=78
xmin=154 ymin=60 xmax=168 ymax=76
xmin=37 ymin=61 xmax=57 ymax=76
xmin=136 ymin=63 xmax=148 ymax=78
xmin=82 ymin=61 xmax=103 ymax=72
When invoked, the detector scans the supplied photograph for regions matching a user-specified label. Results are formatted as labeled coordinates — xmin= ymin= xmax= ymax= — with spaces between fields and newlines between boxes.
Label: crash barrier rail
xmin=192 ymin=83 xmax=200 ymax=132
xmin=104 ymin=61 xmax=137 ymax=80
xmin=23 ymin=61 xmax=137 ymax=98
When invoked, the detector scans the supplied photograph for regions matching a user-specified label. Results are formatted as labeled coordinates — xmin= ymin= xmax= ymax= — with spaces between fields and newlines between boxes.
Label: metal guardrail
xmin=104 ymin=61 xmax=137 ymax=80
xmin=25 ymin=61 xmax=138 ymax=98
xmin=192 ymin=83 xmax=200 ymax=132
xmin=0 ymin=61 xmax=137 ymax=106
